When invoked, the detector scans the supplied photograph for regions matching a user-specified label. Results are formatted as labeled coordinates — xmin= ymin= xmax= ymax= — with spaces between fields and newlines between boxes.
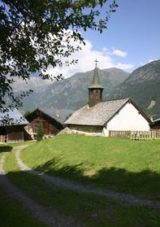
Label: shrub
xmin=36 ymin=123 xmax=44 ymax=141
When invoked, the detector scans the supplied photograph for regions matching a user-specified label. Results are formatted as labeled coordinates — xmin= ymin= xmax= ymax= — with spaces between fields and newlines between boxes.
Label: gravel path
xmin=16 ymin=145 xmax=160 ymax=210
xmin=0 ymin=154 xmax=82 ymax=227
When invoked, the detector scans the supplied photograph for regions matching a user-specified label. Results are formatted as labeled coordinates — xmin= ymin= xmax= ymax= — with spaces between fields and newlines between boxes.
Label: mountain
xmin=17 ymin=68 xmax=129 ymax=121
xmin=109 ymin=60 xmax=160 ymax=120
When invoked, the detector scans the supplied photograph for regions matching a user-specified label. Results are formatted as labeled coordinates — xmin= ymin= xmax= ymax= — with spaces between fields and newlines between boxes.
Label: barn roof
xmin=0 ymin=109 xmax=28 ymax=126
xmin=25 ymin=108 xmax=63 ymax=129
xmin=65 ymin=98 xmax=151 ymax=126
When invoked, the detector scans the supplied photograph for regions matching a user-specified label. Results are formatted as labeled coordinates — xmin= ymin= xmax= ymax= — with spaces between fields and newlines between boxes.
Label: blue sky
xmin=48 ymin=0 xmax=160 ymax=78
xmin=82 ymin=0 xmax=160 ymax=71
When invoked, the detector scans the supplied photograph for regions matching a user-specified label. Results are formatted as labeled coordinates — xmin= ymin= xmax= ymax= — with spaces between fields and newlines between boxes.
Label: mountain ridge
xmin=18 ymin=67 xmax=129 ymax=121
xmin=109 ymin=60 xmax=160 ymax=120
xmin=16 ymin=60 xmax=160 ymax=122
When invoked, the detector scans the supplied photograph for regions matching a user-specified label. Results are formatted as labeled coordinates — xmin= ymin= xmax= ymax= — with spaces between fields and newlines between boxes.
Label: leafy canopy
xmin=0 ymin=0 xmax=118 ymax=109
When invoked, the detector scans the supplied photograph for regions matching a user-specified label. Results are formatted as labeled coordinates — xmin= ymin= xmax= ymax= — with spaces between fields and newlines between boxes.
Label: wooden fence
xmin=109 ymin=130 xmax=160 ymax=140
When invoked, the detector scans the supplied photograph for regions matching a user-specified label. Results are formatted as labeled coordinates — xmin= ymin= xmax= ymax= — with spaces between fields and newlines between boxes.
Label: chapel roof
xmin=65 ymin=98 xmax=129 ymax=126
xmin=65 ymin=98 xmax=151 ymax=126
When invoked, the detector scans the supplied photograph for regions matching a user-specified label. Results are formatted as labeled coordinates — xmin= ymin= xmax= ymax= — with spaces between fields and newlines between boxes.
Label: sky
xmin=48 ymin=0 xmax=160 ymax=78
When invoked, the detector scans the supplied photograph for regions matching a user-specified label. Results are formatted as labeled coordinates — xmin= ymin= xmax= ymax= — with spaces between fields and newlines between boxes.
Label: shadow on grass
xmin=35 ymin=158 xmax=160 ymax=199
xmin=3 ymin=170 xmax=160 ymax=227
xmin=0 ymin=145 xmax=13 ymax=153
xmin=37 ymin=158 xmax=83 ymax=176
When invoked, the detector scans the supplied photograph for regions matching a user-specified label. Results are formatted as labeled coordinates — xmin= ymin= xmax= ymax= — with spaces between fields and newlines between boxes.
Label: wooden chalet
xmin=25 ymin=108 xmax=63 ymax=139
xmin=0 ymin=109 xmax=28 ymax=143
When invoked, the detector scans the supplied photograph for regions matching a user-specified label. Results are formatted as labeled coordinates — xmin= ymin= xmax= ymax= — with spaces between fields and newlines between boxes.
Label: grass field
xmin=0 ymin=188 xmax=46 ymax=227
xmin=1 ymin=136 xmax=160 ymax=226
xmin=3 ymin=148 xmax=160 ymax=227
xmin=0 ymin=145 xmax=45 ymax=227
xmin=0 ymin=187 xmax=46 ymax=227
xmin=21 ymin=135 xmax=160 ymax=199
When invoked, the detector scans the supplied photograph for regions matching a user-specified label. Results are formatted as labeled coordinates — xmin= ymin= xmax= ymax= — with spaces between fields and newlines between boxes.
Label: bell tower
xmin=88 ymin=60 xmax=104 ymax=107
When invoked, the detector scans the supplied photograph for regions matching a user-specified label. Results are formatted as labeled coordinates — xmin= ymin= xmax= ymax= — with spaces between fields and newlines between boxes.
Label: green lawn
xmin=4 ymin=149 xmax=160 ymax=227
xmin=0 ymin=181 xmax=45 ymax=227
xmin=0 ymin=144 xmax=45 ymax=227
xmin=0 ymin=189 xmax=45 ymax=227
xmin=21 ymin=135 xmax=160 ymax=199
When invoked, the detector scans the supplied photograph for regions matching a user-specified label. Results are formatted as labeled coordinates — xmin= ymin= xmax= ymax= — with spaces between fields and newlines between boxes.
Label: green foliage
xmin=36 ymin=123 xmax=44 ymax=141
xmin=23 ymin=110 xmax=31 ymax=117
xmin=0 ymin=0 xmax=118 ymax=109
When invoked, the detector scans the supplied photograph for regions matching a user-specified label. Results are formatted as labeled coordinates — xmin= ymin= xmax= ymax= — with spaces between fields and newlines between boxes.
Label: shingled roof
xmin=0 ymin=109 xmax=28 ymax=126
xmin=65 ymin=98 xmax=151 ymax=126
xmin=25 ymin=108 xmax=63 ymax=129
xmin=65 ymin=98 xmax=129 ymax=126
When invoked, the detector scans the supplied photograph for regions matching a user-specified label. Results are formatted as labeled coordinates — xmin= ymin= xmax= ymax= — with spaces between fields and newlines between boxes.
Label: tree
xmin=0 ymin=0 xmax=118 ymax=109
xmin=23 ymin=110 xmax=31 ymax=117
xmin=36 ymin=123 xmax=44 ymax=141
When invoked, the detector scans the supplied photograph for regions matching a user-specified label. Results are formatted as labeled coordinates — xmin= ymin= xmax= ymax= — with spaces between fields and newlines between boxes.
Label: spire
xmin=88 ymin=60 xmax=104 ymax=107
xmin=95 ymin=59 xmax=98 ymax=67
xmin=88 ymin=59 xmax=103 ymax=89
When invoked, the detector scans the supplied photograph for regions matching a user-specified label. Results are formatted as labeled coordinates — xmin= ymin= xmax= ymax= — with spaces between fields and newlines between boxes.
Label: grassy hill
xmin=21 ymin=135 xmax=160 ymax=199
xmin=2 ymin=137 xmax=160 ymax=226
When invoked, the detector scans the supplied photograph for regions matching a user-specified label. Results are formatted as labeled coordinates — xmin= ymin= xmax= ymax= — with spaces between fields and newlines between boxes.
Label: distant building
xmin=0 ymin=109 xmax=28 ymax=143
xmin=65 ymin=61 xmax=151 ymax=136
xmin=25 ymin=108 xmax=63 ymax=139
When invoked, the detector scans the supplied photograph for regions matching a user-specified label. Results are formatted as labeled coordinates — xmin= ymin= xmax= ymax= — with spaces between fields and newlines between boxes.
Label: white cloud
xmin=112 ymin=49 xmax=128 ymax=58
xmin=115 ymin=63 xmax=134 ymax=71
xmin=140 ymin=59 xmax=158 ymax=67
xmin=148 ymin=58 xmax=158 ymax=63
xmin=47 ymin=39 xmax=133 ymax=78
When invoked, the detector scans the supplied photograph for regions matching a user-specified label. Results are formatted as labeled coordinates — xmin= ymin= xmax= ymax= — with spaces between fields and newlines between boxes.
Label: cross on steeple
xmin=94 ymin=59 xmax=98 ymax=68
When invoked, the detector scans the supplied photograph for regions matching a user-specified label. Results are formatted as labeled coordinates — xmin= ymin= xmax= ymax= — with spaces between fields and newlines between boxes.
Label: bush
xmin=36 ymin=123 xmax=44 ymax=141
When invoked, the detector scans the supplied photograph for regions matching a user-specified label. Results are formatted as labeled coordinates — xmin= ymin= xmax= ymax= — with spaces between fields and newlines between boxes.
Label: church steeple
xmin=88 ymin=60 xmax=103 ymax=107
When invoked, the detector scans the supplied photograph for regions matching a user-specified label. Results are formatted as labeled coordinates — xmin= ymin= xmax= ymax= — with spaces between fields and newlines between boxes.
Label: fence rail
xmin=109 ymin=130 xmax=160 ymax=140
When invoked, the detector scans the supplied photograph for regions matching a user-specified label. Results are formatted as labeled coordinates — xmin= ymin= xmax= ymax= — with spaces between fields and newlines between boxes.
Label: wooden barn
xmin=65 ymin=62 xmax=151 ymax=136
xmin=25 ymin=108 xmax=63 ymax=139
xmin=0 ymin=109 xmax=28 ymax=143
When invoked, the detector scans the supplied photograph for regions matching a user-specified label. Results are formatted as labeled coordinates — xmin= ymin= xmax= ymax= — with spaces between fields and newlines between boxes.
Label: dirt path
xmin=15 ymin=145 xmax=160 ymax=210
xmin=0 ymin=154 xmax=82 ymax=227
